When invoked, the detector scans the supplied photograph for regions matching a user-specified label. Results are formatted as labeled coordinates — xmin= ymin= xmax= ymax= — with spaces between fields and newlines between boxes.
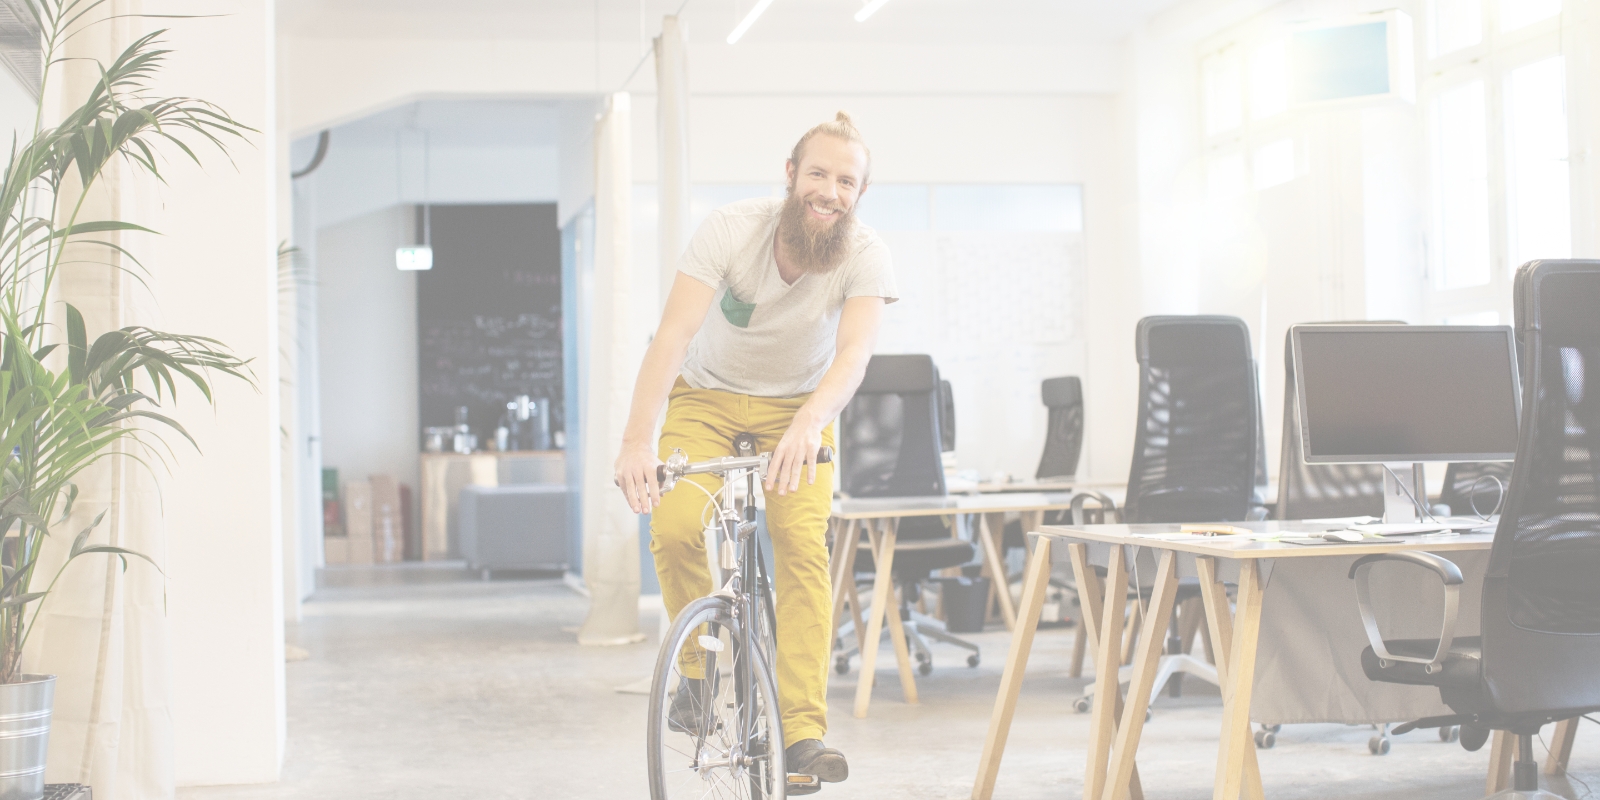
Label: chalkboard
xmin=417 ymin=203 xmax=564 ymax=444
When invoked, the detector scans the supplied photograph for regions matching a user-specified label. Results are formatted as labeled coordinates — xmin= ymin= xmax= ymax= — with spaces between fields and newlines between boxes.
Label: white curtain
xmin=23 ymin=2 xmax=176 ymax=797
xmin=654 ymin=15 xmax=692 ymax=306
xmin=579 ymin=93 xmax=646 ymax=646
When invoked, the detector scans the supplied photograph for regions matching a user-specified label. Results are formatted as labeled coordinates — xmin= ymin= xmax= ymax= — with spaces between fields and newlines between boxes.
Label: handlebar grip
xmin=816 ymin=446 xmax=834 ymax=464
xmin=657 ymin=464 xmax=669 ymax=484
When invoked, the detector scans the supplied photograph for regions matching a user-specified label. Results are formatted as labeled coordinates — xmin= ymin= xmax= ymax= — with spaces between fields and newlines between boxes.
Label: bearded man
xmin=615 ymin=112 xmax=895 ymax=791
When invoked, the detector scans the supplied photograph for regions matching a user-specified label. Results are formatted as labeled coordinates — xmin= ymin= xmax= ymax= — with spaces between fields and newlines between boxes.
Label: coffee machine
xmin=501 ymin=395 xmax=551 ymax=451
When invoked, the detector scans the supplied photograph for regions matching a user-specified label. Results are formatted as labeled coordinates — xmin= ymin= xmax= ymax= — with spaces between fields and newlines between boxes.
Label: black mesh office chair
xmin=1003 ymin=376 xmax=1088 ymax=550
xmin=1037 ymin=376 xmax=1083 ymax=480
xmin=1127 ymin=316 xmax=1265 ymax=523
xmin=937 ymin=379 xmax=956 ymax=454
xmin=1078 ymin=317 xmax=1265 ymax=710
xmin=1276 ymin=323 xmax=1397 ymax=520
xmin=1349 ymin=260 xmax=1600 ymax=799
xmin=837 ymin=355 xmax=980 ymax=675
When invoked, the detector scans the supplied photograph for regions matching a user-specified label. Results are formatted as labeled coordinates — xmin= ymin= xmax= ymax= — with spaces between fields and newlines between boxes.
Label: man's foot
xmin=786 ymin=739 xmax=848 ymax=783
xmin=666 ymin=677 xmax=711 ymax=737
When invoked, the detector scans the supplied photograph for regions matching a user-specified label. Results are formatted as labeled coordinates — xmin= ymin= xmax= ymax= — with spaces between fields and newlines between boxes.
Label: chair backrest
xmin=937 ymin=379 xmax=956 ymax=453
xmin=1125 ymin=316 xmax=1261 ymax=524
xmin=1036 ymin=376 xmax=1084 ymax=480
xmin=840 ymin=354 xmax=947 ymax=498
xmin=1481 ymin=259 xmax=1600 ymax=715
xmin=1440 ymin=461 xmax=1513 ymax=518
xmin=1275 ymin=322 xmax=1397 ymax=520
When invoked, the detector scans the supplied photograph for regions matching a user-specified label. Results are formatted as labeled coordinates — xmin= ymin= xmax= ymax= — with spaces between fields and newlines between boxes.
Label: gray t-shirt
xmin=679 ymin=197 xmax=898 ymax=398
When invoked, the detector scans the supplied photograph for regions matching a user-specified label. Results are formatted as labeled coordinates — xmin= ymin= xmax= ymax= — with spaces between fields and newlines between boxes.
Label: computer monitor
xmin=1290 ymin=324 xmax=1520 ymax=464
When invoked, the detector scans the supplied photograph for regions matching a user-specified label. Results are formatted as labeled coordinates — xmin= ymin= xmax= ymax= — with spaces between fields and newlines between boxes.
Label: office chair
xmin=1002 ymin=376 xmax=1086 ymax=553
xmin=1262 ymin=322 xmax=1396 ymax=750
xmin=937 ymin=378 xmax=956 ymax=454
xmin=1037 ymin=376 xmax=1083 ymax=480
xmin=1348 ymin=259 xmax=1600 ymax=799
xmin=835 ymin=355 xmax=980 ymax=676
xmin=1080 ymin=316 xmax=1264 ymax=712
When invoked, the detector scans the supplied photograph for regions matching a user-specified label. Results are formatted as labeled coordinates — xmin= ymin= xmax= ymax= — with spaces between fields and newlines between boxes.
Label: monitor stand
xmin=1382 ymin=463 xmax=1429 ymax=523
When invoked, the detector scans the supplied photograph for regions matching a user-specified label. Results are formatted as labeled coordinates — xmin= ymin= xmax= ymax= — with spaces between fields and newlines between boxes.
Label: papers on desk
xmin=1349 ymin=523 xmax=1451 ymax=536
xmin=1131 ymin=530 xmax=1278 ymax=542
xmin=1280 ymin=536 xmax=1404 ymax=546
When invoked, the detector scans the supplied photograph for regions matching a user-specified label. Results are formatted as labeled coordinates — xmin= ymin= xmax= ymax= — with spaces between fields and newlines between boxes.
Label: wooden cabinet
xmin=419 ymin=451 xmax=564 ymax=560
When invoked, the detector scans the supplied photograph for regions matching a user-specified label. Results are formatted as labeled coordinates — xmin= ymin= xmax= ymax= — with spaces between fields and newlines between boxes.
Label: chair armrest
xmin=1071 ymin=491 xmax=1120 ymax=526
xmin=1245 ymin=506 xmax=1269 ymax=522
xmin=1347 ymin=552 xmax=1463 ymax=674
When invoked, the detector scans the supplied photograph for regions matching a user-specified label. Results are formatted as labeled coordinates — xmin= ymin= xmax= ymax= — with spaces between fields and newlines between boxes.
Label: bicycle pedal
xmin=786 ymin=774 xmax=821 ymax=795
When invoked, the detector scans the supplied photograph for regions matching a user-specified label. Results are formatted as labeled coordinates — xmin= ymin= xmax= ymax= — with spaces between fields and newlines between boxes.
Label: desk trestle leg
xmin=1196 ymin=557 xmax=1265 ymax=800
xmin=970 ymin=538 xmax=1055 ymax=800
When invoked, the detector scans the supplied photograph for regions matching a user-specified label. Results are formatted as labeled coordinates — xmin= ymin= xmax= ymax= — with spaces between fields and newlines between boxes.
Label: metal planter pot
xmin=0 ymin=675 xmax=53 ymax=800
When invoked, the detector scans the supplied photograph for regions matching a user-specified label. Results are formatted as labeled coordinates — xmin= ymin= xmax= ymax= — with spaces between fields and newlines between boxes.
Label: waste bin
xmin=937 ymin=576 xmax=991 ymax=633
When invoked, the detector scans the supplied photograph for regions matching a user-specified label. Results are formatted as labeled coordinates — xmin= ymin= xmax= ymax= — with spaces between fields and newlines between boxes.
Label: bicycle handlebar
xmin=655 ymin=446 xmax=834 ymax=484
xmin=616 ymin=446 xmax=835 ymax=488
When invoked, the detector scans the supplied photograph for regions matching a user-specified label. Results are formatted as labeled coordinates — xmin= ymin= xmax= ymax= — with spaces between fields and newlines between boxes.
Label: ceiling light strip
xmin=854 ymin=0 xmax=892 ymax=22
xmin=726 ymin=0 xmax=777 ymax=43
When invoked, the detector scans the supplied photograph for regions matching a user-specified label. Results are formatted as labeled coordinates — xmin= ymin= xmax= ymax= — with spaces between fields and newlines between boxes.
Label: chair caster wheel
xmin=1074 ymin=697 xmax=1092 ymax=713
xmin=967 ymin=654 xmax=980 ymax=668
xmin=918 ymin=660 xmax=933 ymax=676
xmin=1440 ymin=725 xmax=1459 ymax=743
xmin=1369 ymin=735 xmax=1391 ymax=755
xmin=1264 ymin=724 xmax=1282 ymax=733
xmin=1254 ymin=730 xmax=1276 ymax=749
xmin=834 ymin=656 xmax=850 ymax=676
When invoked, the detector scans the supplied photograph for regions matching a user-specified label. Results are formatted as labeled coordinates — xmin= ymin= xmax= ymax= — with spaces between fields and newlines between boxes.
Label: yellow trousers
xmin=651 ymin=378 xmax=835 ymax=748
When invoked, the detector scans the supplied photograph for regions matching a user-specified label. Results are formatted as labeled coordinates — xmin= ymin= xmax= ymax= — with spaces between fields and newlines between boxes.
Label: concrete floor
xmin=179 ymin=566 xmax=1600 ymax=800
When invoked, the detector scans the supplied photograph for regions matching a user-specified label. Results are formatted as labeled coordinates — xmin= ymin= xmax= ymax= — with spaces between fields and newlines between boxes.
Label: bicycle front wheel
xmin=647 ymin=596 xmax=786 ymax=800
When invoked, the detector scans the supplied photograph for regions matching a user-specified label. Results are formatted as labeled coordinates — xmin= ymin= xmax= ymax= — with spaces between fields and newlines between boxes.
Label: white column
xmin=579 ymin=93 xmax=646 ymax=646
xmin=153 ymin=0 xmax=286 ymax=784
xmin=655 ymin=15 xmax=692 ymax=305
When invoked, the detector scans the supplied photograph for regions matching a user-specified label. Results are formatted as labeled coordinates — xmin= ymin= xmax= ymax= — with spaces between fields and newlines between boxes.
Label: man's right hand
xmin=615 ymin=442 xmax=664 ymax=514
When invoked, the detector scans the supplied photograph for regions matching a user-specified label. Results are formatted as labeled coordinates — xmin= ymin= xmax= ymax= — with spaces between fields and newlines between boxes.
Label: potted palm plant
xmin=0 ymin=1 xmax=252 ymax=796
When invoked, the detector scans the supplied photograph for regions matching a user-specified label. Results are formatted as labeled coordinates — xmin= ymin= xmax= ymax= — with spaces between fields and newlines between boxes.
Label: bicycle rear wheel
xmin=648 ymin=596 xmax=786 ymax=800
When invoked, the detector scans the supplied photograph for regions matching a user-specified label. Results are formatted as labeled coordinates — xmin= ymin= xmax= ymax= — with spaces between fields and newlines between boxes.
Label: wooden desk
xmin=972 ymin=521 xmax=1498 ymax=800
xmin=829 ymin=492 xmax=1076 ymax=718
xmin=971 ymin=479 xmax=1077 ymax=494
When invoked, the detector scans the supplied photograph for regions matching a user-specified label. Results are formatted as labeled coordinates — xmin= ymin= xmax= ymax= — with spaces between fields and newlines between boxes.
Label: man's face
xmin=784 ymin=135 xmax=869 ymax=232
xmin=776 ymin=135 xmax=870 ymax=275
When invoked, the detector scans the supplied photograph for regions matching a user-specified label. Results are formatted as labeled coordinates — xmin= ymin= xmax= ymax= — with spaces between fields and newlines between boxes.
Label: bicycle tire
xmin=647 ymin=596 xmax=786 ymax=800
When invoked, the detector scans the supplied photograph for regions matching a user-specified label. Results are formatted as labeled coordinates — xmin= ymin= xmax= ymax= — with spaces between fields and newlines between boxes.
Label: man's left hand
xmin=766 ymin=415 xmax=823 ymax=496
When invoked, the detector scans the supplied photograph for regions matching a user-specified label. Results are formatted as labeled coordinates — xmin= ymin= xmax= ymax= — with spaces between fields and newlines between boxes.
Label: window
xmin=1200 ymin=32 xmax=1305 ymax=199
xmin=1504 ymin=57 xmax=1570 ymax=268
xmin=1432 ymin=80 xmax=1491 ymax=288
xmin=1420 ymin=0 xmax=1568 ymax=323
xmin=1429 ymin=0 xmax=1482 ymax=57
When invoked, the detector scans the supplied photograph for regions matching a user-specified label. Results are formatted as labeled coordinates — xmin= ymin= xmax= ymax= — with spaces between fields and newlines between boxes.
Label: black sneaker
xmin=666 ymin=677 xmax=711 ymax=737
xmin=786 ymin=738 xmax=848 ymax=784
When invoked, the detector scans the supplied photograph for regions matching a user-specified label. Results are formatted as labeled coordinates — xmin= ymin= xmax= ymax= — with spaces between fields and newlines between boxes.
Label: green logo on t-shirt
xmin=721 ymin=289 xmax=756 ymax=328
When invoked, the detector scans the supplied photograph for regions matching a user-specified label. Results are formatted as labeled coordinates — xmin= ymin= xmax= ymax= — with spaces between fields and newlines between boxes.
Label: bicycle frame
xmin=694 ymin=452 xmax=776 ymax=775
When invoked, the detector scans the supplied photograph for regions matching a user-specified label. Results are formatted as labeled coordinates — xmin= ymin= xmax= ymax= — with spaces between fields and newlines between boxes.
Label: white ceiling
xmin=280 ymin=0 xmax=1185 ymax=46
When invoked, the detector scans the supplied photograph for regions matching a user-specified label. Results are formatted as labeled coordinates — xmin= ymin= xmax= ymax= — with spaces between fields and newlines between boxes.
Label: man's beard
xmin=777 ymin=189 xmax=857 ymax=275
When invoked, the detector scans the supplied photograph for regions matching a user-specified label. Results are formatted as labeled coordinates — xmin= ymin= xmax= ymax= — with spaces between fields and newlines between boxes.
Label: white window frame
xmin=1419 ymin=1 xmax=1567 ymax=324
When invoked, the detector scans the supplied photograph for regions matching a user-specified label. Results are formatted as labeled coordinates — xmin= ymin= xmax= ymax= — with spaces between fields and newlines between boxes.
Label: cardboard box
xmin=369 ymin=475 xmax=403 ymax=564
xmin=343 ymin=480 xmax=374 ymax=565
xmin=324 ymin=536 xmax=350 ymax=565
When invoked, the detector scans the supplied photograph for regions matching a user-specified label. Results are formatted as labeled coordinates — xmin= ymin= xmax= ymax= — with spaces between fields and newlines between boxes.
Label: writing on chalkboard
xmin=417 ymin=204 xmax=564 ymax=446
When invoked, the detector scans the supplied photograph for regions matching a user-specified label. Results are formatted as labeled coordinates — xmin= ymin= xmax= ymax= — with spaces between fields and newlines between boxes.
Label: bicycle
xmin=642 ymin=436 xmax=834 ymax=800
